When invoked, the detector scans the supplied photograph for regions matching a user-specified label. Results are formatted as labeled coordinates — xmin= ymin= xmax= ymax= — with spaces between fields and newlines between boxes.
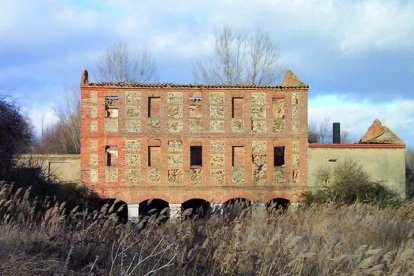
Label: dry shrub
xmin=302 ymin=159 xmax=401 ymax=207
xmin=1 ymin=181 xmax=414 ymax=275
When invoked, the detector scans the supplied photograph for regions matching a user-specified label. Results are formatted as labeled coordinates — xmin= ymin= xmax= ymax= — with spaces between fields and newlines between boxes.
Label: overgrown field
xmin=1 ymin=182 xmax=414 ymax=275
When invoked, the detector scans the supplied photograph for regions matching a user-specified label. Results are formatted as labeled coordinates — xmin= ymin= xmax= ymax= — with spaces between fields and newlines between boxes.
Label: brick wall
xmin=80 ymin=74 xmax=309 ymax=204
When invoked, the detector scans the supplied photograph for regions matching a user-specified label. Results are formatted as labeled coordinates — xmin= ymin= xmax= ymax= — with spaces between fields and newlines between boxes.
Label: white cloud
xmin=309 ymin=94 xmax=414 ymax=144
xmin=26 ymin=104 xmax=59 ymax=137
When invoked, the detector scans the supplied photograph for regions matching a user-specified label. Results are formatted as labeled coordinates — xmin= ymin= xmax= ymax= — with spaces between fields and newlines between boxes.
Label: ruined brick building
xmin=79 ymin=69 xmax=406 ymax=219
xmin=80 ymin=70 xmax=309 ymax=218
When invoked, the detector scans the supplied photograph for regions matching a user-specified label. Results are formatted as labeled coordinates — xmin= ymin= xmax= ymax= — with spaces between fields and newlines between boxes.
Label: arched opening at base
xmin=103 ymin=198 xmax=128 ymax=223
xmin=181 ymin=199 xmax=210 ymax=219
xmin=266 ymin=198 xmax=290 ymax=212
xmin=223 ymin=198 xmax=252 ymax=221
xmin=139 ymin=199 xmax=170 ymax=221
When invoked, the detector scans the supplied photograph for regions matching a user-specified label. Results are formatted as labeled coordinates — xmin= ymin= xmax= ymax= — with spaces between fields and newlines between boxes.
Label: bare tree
xmin=308 ymin=119 xmax=354 ymax=144
xmin=96 ymin=43 xmax=157 ymax=83
xmin=193 ymin=26 xmax=280 ymax=85
xmin=34 ymin=88 xmax=80 ymax=154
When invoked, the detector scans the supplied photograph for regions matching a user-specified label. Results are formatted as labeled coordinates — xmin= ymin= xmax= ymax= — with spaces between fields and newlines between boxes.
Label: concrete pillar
xmin=169 ymin=203 xmax=181 ymax=222
xmin=253 ymin=203 xmax=267 ymax=219
xmin=127 ymin=204 xmax=139 ymax=221
xmin=288 ymin=202 xmax=302 ymax=212
xmin=210 ymin=203 xmax=223 ymax=216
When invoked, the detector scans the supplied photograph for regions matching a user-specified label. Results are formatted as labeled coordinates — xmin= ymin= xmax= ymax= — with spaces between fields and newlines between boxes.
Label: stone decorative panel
xmin=252 ymin=141 xmax=266 ymax=153
xmin=167 ymin=92 xmax=183 ymax=104
xmin=210 ymin=120 xmax=225 ymax=132
xmin=273 ymin=98 xmax=285 ymax=119
xmin=90 ymin=169 xmax=98 ymax=183
xmin=126 ymin=107 xmax=141 ymax=118
xmin=190 ymin=119 xmax=202 ymax=132
xmin=125 ymin=92 xmax=141 ymax=105
xmin=90 ymin=121 xmax=98 ymax=132
xmin=251 ymin=93 xmax=265 ymax=105
xmin=210 ymin=140 xmax=225 ymax=153
xmin=125 ymin=140 xmax=140 ymax=152
xmin=232 ymin=168 xmax=245 ymax=183
xmin=90 ymin=91 xmax=98 ymax=103
xmin=126 ymin=154 xmax=141 ymax=166
xmin=190 ymin=103 xmax=202 ymax=118
xmin=105 ymin=167 xmax=118 ymax=182
xmin=168 ymin=169 xmax=183 ymax=183
xmin=168 ymin=121 xmax=183 ymax=133
xmin=90 ymin=106 xmax=98 ymax=118
xmin=252 ymin=154 xmax=267 ymax=184
xmin=90 ymin=154 xmax=98 ymax=167
xmin=148 ymin=168 xmax=161 ymax=183
xmin=292 ymin=140 xmax=300 ymax=183
xmin=168 ymin=106 xmax=183 ymax=119
xmin=231 ymin=119 xmax=244 ymax=132
xmin=190 ymin=168 xmax=202 ymax=184
xmin=210 ymin=154 xmax=225 ymax=167
xmin=126 ymin=169 xmax=141 ymax=184
xmin=273 ymin=167 xmax=286 ymax=185
xmin=252 ymin=121 xmax=266 ymax=133
xmin=251 ymin=106 xmax=266 ymax=119
xmin=210 ymin=92 xmax=225 ymax=105
xmin=273 ymin=119 xmax=285 ymax=133
xmin=105 ymin=118 xmax=118 ymax=132
xmin=149 ymin=118 xmax=161 ymax=132
xmin=89 ymin=140 xmax=98 ymax=152
xmin=168 ymin=154 xmax=183 ymax=167
xmin=126 ymin=120 xmax=141 ymax=132
xmin=210 ymin=106 xmax=225 ymax=119
xmin=292 ymin=93 xmax=300 ymax=132
xmin=211 ymin=169 xmax=225 ymax=184
xmin=168 ymin=140 xmax=183 ymax=152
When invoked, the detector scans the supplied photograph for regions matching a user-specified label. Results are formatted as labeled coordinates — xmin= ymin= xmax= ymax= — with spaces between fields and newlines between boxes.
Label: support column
xmin=127 ymin=204 xmax=139 ymax=221
xmin=252 ymin=203 xmax=267 ymax=219
xmin=169 ymin=203 xmax=181 ymax=222
xmin=210 ymin=203 xmax=223 ymax=216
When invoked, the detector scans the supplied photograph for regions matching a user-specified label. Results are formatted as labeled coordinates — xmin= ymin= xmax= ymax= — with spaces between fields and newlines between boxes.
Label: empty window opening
xmin=148 ymin=146 xmax=161 ymax=167
xmin=105 ymin=96 xmax=119 ymax=118
xmin=190 ymin=146 xmax=202 ymax=166
xmin=274 ymin=146 xmax=285 ymax=167
xmin=105 ymin=146 xmax=118 ymax=166
xmin=148 ymin=97 xmax=161 ymax=117
xmin=232 ymin=146 xmax=245 ymax=167
xmin=232 ymin=97 xmax=244 ymax=118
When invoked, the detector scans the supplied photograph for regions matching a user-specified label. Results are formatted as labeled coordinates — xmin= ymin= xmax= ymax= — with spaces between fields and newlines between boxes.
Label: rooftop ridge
xmin=83 ymin=82 xmax=309 ymax=89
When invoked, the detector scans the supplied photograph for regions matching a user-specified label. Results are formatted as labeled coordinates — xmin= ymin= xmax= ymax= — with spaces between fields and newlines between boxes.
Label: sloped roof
xmin=359 ymin=119 xmax=405 ymax=145
xmin=80 ymin=70 xmax=309 ymax=89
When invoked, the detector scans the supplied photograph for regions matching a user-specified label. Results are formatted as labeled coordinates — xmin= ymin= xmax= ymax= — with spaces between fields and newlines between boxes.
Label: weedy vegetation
xmin=1 ymin=181 xmax=414 ymax=275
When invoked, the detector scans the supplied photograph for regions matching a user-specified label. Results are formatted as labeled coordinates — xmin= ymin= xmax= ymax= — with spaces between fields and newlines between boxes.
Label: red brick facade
xmin=80 ymin=70 xmax=309 ymax=205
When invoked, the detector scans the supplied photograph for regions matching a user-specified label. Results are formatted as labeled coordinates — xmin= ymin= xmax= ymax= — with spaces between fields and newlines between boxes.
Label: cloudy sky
xmin=0 ymin=0 xmax=413 ymax=146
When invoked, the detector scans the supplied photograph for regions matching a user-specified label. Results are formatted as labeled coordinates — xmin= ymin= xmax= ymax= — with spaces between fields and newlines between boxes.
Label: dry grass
xmin=1 ymin=181 xmax=414 ymax=275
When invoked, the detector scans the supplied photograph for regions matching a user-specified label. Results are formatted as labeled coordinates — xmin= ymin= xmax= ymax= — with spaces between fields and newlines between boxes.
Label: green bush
xmin=302 ymin=159 xmax=401 ymax=207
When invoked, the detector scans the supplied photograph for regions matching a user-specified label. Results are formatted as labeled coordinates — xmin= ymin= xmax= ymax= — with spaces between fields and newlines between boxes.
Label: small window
xmin=232 ymin=97 xmax=244 ymax=119
xmin=190 ymin=146 xmax=202 ymax=166
xmin=105 ymin=96 xmax=118 ymax=118
xmin=232 ymin=146 xmax=245 ymax=167
xmin=148 ymin=146 xmax=161 ymax=167
xmin=274 ymin=147 xmax=285 ymax=167
xmin=148 ymin=97 xmax=160 ymax=117
xmin=105 ymin=146 xmax=118 ymax=166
